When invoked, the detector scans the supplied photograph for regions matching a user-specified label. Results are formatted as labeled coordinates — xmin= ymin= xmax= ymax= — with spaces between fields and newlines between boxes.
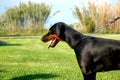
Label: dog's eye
xmin=49 ymin=30 xmax=55 ymax=34
xmin=48 ymin=31 xmax=54 ymax=34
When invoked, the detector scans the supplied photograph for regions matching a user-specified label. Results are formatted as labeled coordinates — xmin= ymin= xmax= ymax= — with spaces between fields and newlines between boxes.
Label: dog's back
xmin=75 ymin=36 xmax=120 ymax=73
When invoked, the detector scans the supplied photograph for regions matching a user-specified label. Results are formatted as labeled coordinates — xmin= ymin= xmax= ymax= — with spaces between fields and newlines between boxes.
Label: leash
xmin=82 ymin=16 xmax=120 ymax=40
xmin=90 ymin=16 xmax=120 ymax=35
xmin=75 ymin=16 xmax=120 ymax=49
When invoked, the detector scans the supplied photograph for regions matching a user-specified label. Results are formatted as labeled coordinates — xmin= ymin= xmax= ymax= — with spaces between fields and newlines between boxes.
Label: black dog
xmin=41 ymin=22 xmax=120 ymax=80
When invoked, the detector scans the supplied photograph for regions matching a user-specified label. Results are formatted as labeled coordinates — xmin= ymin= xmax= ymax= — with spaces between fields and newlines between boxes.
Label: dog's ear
xmin=56 ymin=23 xmax=65 ymax=36
xmin=54 ymin=22 xmax=65 ymax=40
xmin=56 ymin=23 xmax=62 ymax=35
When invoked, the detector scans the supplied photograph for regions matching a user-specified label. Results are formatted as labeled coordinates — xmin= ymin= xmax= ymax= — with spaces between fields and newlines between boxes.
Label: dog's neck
xmin=63 ymin=28 xmax=85 ymax=49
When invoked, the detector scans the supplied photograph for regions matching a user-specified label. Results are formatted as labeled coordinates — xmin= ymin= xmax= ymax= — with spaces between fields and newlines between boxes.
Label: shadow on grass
xmin=11 ymin=73 xmax=58 ymax=80
xmin=0 ymin=70 xmax=6 ymax=72
xmin=0 ymin=41 xmax=22 ymax=46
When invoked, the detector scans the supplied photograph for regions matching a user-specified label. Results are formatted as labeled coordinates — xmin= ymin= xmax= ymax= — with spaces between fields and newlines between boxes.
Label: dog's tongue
xmin=48 ymin=38 xmax=57 ymax=48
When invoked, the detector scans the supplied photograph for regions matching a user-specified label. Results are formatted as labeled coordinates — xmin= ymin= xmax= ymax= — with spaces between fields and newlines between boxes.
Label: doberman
xmin=41 ymin=22 xmax=120 ymax=80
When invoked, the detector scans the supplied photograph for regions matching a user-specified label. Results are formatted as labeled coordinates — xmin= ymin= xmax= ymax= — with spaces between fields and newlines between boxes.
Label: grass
xmin=0 ymin=34 xmax=120 ymax=80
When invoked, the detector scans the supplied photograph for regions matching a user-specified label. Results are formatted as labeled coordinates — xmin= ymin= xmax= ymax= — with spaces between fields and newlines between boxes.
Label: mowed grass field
xmin=0 ymin=34 xmax=120 ymax=80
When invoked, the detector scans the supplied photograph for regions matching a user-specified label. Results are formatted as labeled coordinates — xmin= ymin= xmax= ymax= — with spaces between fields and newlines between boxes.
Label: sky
xmin=0 ymin=0 xmax=119 ymax=28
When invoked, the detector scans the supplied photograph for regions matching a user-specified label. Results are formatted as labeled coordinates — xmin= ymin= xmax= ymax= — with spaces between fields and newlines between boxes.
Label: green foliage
xmin=0 ymin=1 xmax=51 ymax=35
xmin=73 ymin=6 xmax=81 ymax=21
xmin=73 ymin=4 xmax=96 ymax=33
xmin=84 ymin=17 xmax=95 ymax=33
xmin=73 ymin=1 xmax=120 ymax=33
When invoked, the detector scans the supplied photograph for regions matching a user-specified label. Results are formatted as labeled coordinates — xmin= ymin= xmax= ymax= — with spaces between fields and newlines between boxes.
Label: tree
xmin=1 ymin=1 xmax=51 ymax=35
xmin=73 ymin=4 xmax=96 ymax=33
xmin=73 ymin=1 xmax=120 ymax=33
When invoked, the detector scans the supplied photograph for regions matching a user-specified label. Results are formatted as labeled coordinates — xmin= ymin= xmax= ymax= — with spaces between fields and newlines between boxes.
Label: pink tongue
xmin=48 ymin=38 xmax=56 ymax=48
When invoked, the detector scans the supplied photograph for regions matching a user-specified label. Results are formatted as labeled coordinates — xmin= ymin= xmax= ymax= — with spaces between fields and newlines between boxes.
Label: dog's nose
xmin=41 ymin=36 xmax=46 ymax=42
xmin=41 ymin=36 xmax=44 ymax=41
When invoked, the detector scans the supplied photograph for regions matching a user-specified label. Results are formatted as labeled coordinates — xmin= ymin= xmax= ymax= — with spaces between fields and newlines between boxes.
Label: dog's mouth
xmin=48 ymin=38 xmax=59 ymax=48
xmin=41 ymin=33 xmax=62 ymax=49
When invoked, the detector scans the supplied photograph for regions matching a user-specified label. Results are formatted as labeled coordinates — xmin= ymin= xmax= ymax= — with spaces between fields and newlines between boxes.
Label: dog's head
xmin=41 ymin=22 xmax=66 ymax=48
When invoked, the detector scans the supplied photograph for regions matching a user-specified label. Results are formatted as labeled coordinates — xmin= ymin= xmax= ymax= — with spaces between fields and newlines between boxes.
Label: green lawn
xmin=0 ymin=34 xmax=120 ymax=80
